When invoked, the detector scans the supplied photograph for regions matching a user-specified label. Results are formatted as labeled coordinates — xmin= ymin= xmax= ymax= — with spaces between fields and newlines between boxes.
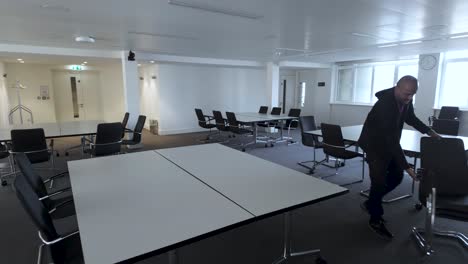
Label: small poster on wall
xmin=38 ymin=85 xmax=50 ymax=100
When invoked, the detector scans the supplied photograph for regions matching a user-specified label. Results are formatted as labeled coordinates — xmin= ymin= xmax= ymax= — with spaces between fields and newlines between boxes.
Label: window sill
xmin=330 ymin=102 xmax=374 ymax=107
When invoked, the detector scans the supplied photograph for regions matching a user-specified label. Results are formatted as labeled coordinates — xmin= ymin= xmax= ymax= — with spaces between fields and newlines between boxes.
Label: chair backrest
xmin=271 ymin=107 xmax=281 ymax=115
xmin=213 ymin=110 xmax=228 ymax=131
xmin=14 ymin=174 xmax=59 ymax=242
xmin=432 ymin=119 xmax=459 ymax=136
xmin=258 ymin=106 xmax=268 ymax=114
xmin=94 ymin=123 xmax=123 ymax=156
xmin=226 ymin=112 xmax=241 ymax=133
xmin=121 ymin=112 xmax=130 ymax=138
xmin=11 ymin=128 xmax=50 ymax=164
xmin=299 ymin=116 xmax=319 ymax=147
xmin=130 ymin=115 xmax=146 ymax=144
xmin=320 ymin=123 xmax=346 ymax=157
xmin=438 ymin=106 xmax=459 ymax=120
xmin=420 ymin=137 xmax=468 ymax=203
xmin=14 ymin=153 xmax=53 ymax=208
xmin=195 ymin=108 xmax=208 ymax=128
xmin=284 ymin=108 xmax=302 ymax=128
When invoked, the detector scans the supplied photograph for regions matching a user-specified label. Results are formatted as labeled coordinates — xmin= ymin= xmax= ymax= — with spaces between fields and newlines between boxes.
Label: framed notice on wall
xmin=39 ymin=85 xmax=50 ymax=100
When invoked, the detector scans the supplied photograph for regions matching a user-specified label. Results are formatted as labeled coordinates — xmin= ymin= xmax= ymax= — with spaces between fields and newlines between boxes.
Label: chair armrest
xmin=90 ymin=140 xmax=123 ymax=147
xmin=43 ymin=171 xmax=69 ymax=183
xmin=9 ymin=148 xmax=50 ymax=155
xmin=49 ymin=199 xmax=74 ymax=214
xmin=83 ymin=137 xmax=93 ymax=144
xmin=38 ymin=230 xmax=79 ymax=245
xmin=39 ymin=187 xmax=72 ymax=200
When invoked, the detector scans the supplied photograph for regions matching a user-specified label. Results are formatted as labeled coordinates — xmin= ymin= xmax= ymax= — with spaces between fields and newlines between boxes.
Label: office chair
xmin=0 ymin=142 xmax=15 ymax=186
xmin=122 ymin=115 xmax=146 ymax=148
xmin=121 ymin=112 xmax=131 ymax=138
xmin=258 ymin=106 xmax=268 ymax=114
xmin=257 ymin=107 xmax=282 ymax=142
xmin=275 ymin=108 xmax=301 ymax=143
xmin=428 ymin=106 xmax=459 ymax=126
xmin=84 ymin=123 xmax=123 ymax=157
xmin=297 ymin=116 xmax=327 ymax=174
xmin=226 ymin=112 xmax=254 ymax=152
xmin=320 ymin=123 xmax=365 ymax=186
xmin=431 ymin=119 xmax=460 ymax=136
xmin=412 ymin=137 xmax=468 ymax=255
xmin=14 ymin=175 xmax=83 ymax=264
xmin=271 ymin=107 xmax=282 ymax=115
xmin=212 ymin=110 xmax=231 ymax=141
xmin=15 ymin=153 xmax=75 ymax=219
xmin=10 ymin=128 xmax=64 ymax=188
xmin=195 ymin=108 xmax=216 ymax=142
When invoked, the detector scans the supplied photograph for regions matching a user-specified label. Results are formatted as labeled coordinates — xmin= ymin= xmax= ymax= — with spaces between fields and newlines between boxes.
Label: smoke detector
xmin=75 ymin=36 xmax=96 ymax=43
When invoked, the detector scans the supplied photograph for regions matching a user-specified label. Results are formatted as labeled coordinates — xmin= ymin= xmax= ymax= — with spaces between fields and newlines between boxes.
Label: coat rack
xmin=8 ymin=80 xmax=34 ymax=124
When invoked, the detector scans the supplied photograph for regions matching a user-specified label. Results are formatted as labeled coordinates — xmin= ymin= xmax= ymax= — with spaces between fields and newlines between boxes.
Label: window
xmin=299 ymin=82 xmax=306 ymax=107
xmin=334 ymin=60 xmax=419 ymax=105
xmin=437 ymin=52 xmax=468 ymax=109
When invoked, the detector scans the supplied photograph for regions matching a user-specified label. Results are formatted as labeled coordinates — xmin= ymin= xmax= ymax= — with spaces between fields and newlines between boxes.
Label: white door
xmin=279 ymin=75 xmax=297 ymax=114
xmin=52 ymin=71 xmax=102 ymax=122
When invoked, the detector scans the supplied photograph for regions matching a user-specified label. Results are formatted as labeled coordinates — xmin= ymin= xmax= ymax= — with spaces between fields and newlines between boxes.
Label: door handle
xmin=80 ymin=104 xmax=84 ymax=108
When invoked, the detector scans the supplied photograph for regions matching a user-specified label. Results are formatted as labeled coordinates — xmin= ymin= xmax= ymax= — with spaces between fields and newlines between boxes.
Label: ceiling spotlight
xmin=75 ymin=36 xmax=96 ymax=43
xmin=19 ymin=61 xmax=25 ymax=63
xmin=17 ymin=58 xmax=23 ymax=61
xmin=401 ymin=40 xmax=422 ymax=45
xmin=150 ymin=60 xmax=155 ymax=63
xmin=450 ymin=34 xmax=468 ymax=39
xmin=378 ymin=43 xmax=398 ymax=48
xmin=83 ymin=61 xmax=88 ymax=64
xmin=81 ymin=63 xmax=85 ymax=66
xmin=137 ymin=64 xmax=141 ymax=67
xmin=128 ymin=50 xmax=135 ymax=61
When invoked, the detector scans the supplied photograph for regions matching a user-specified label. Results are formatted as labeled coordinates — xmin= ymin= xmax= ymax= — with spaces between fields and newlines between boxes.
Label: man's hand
xmin=428 ymin=129 xmax=442 ymax=139
xmin=406 ymin=167 xmax=419 ymax=181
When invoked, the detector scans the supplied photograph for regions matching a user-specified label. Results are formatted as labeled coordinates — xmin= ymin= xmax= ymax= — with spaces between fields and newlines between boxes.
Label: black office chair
xmin=298 ymin=116 xmax=327 ymax=174
xmin=276 ymin=108 xmax=301 ymax=143
xmin=258 ymin=106 xmax=268 ymax=114
xmin=84 ymin=123 xmax=123 ymax=157
xmin=429 ymin=106 xmax=460 ymax=126
xmin=412 ymin=137 xmax=468 ymax=255
xmin=320 ymin=123 xmax=364 ymax=186
xmin=0 ymin=143 xmax=14 ymax=186
xmin=271 ymin=107 xmax=282 ymax=115
xmin=226 ymin=112 xmax=254 ymax=152
xmin=15 ymin=153 xmax=75 ymax=219
xmin=14 ymin=175 xmax=83 ymax=264
xmin=122 ymin=115 xmax=146 ymax=147
xmin=121 ymin=112 xmax=130 ymax=138
xmin=10 ymin=128 xmax=64 ymax=188
xmin=431 ymin=119 xmax=460 ymax=136
xmin=258 ymin=107 xmax=282 ymax=140
xmin=213 ymin=110 xmax=231 ymax=141
xmin=195 ymin=108 xmax=216 ymax=142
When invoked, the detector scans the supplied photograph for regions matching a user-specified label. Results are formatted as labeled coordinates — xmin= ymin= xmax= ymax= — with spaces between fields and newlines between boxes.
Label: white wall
xmin=98 ymin=64 xmax=125 ymax=122
xmin=156 ymin=63 xmax=268 ymax=135
xmin=139 ymin=64 xmax=160 ymax=129
xmin=0 ymin=62 xmax=9 ymax=127
xmin=6 ymin=63 xmax=57 ymax=124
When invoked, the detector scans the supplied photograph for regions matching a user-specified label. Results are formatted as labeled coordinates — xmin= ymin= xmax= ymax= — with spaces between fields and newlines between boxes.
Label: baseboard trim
xmin=158 ymin=127 xmax=208 ymax=135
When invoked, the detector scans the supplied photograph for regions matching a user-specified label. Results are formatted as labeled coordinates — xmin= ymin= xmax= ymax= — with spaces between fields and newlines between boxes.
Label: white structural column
xmin=266 ymin=62 xmax=280 ymax=108
xmin=0 ymin=62 xmax=10 ymax=127
xmin=415 ymin=53 xmax=441 ymax=122
xmin=121 ymin=51 xmax=140 ymax=128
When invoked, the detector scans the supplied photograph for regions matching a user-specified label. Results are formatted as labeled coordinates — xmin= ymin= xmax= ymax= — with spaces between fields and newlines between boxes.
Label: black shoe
xmin=368 ymin=219 xmax=393 ymax=240
xmin=361 ymin=202 xmax=387 ymax=223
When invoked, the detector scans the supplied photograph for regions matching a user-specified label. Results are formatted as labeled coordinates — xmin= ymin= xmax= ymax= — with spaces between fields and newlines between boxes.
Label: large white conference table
xmin=0 ymin=120 xmax=104 ymax=142
xmin=68 ymin=143 xmax=347 ymax=264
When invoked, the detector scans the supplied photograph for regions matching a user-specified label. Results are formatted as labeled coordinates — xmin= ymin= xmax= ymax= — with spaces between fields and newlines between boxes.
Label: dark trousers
xmin=366 ymin=155 xmax=404 ymax=221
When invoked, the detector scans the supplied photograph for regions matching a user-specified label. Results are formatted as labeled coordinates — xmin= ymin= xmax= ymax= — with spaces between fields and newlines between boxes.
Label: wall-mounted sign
xmin=69 ymin=65 xmax=83 ymax=71
xmin=37 ymin=85 xmax=50 ymax=100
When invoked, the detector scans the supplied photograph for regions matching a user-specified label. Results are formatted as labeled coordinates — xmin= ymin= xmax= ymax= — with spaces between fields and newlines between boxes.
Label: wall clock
xmin=419 ymin=55 xmax=437 ymax=70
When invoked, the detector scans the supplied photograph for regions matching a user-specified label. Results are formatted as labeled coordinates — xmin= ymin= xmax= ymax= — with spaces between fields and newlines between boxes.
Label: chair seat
xmin=332 ymin=150 xmax=363 ymax=160
xmin=437 ymin=195 xmax=468 ymax=220
xmin=201 ymin=124 xmax=216 ymax=129
xmin=122 ymin=139 xmax=137 ymax=145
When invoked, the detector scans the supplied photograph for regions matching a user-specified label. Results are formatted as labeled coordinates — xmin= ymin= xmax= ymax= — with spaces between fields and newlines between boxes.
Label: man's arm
xmin=405 ymin=103 xmax=441 ymax=138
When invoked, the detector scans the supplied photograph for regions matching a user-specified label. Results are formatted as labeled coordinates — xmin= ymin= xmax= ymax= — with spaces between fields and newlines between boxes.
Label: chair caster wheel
xmin=316 ymin=257 xmax=327 ymax=264
xmin=270 ymin=144 xmax=274 ymax=147
xmin=1 ymin=180 xmax=7 ymax=186
xmin=309 ymin=169 xmax=315 ymax=174
xmin=415 ymin=203 xmax=423 ymax=210
xmin=265 ymin=144 xmax=268 ymax=148
xmin=242 ymin=148 xmax=245 ymax=152
xmin=65 ymin=152 xmax=69 ymax=156
xmin=56 ymin=153 xmax=60 ymax=157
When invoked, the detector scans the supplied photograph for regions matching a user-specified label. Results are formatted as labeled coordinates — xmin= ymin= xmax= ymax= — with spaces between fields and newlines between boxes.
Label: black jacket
xmin=358 ymin=87 xmax=430 ymax=170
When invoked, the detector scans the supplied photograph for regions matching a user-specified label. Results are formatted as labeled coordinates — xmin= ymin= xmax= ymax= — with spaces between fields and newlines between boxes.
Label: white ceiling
xmin=2 ymin=0 xmax=468 ymax=63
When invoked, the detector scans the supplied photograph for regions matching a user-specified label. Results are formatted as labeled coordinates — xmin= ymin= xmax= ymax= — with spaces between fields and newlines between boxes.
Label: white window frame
xmin=436 ymin=55 xmax=468 ymax=110
xmin=333 ymin=60 xmax=418 ymax=105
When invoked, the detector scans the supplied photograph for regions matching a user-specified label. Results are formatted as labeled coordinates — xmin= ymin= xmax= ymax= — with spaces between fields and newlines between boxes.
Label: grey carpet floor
xmin=0 ymin=129 xmax=467 ymax=264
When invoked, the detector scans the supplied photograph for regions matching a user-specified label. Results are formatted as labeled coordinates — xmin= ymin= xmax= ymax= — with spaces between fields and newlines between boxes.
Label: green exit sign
xmin=70 ymin=65 xmax=82 ymax=71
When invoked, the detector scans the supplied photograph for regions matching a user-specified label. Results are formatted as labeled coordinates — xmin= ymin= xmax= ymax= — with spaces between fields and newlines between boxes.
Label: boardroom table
xmin=305 ymin=125 xmax=468 ymax=202
xmin=235 ymin=112 xmax=296 ymax=147
xmin=67 ymin=143 xmax=347 ymax=264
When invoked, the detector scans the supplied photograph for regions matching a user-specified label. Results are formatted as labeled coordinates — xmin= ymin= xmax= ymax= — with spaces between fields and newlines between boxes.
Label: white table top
xmin=306 ymin=125 xmax=468 ymax=153
xmin=156 ymin=144 xmax=347 ymax=216
xmin=68 ymin=151 xmax=252 ymax=264
xmin=236 ymin=112 xmax=294 ymax=121
xmin=0 ymin=120 xmax=104 ymax=142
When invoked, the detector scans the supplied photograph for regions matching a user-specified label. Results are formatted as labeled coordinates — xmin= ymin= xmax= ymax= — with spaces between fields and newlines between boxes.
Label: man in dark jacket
xmin=358 ymin=75 xmax=440 ymax=239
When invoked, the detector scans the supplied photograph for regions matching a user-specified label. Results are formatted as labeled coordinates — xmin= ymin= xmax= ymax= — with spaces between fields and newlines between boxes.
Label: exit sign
xmin=70 ymin=65 xmax=82 ymax=71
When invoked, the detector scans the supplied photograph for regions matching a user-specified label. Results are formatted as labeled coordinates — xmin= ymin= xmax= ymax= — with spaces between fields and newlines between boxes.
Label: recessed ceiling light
xmin=83 ymin=61 xmax=88 ymax=64
xmin=378 ymin=43 xmax=398 ymax=48
xmin=19 ymin=61 xmax=25 ymax=63
xmin=81 ymin=63 xmax=85 ymax=66
xmin=150 ymin=61 xmax=155 ymax=63
xmin=450 ymin=34 xmax=468 ymax=39
xmin=17 ymin=58 xmax=23 ymax=61
xmin=401 ymin=40 xmax=422 ymax=45
xmin=75 ymin=36 xmax=96 ymax=43
xmin=138 ymin=64 xmax=141 ymax=67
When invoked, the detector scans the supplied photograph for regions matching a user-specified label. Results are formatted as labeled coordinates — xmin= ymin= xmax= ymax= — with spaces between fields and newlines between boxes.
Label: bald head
xmin=395 ymin=75 xmax=418 ymax=105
